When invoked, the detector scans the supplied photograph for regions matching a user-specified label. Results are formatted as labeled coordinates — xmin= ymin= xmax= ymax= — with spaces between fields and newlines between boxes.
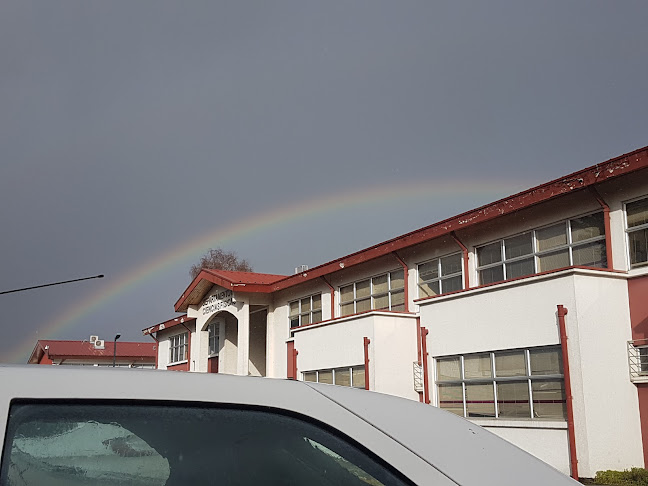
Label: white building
xmin=143 ymin=145 xmax=648 ymax=479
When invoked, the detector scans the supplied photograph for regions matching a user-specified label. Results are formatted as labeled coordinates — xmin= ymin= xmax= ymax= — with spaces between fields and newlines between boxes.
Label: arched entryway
xmin=202 ymin=311 xmax=238 ymax=374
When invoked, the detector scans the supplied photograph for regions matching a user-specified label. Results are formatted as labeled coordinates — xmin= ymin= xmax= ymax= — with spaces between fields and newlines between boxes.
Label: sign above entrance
xmin=202 ymin=289 xmax=234 ymax=316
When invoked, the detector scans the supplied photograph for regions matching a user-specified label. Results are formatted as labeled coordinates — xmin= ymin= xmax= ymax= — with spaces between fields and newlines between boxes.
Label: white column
xmin=237 ymin=300 xmax=250 ymax=375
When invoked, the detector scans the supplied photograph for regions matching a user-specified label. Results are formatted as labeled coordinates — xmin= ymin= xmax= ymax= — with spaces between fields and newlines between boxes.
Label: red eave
xmin=174 ymin=269 xmax=286 ymax=313
xmin=143 ymin=315 xmax=197 ymax=335
xmin=173 ymin=145 xmax=648 ymax=309
xmin=29 ymin=340 xmax=156 ymax=361
xmin=266 ymin=145 xmax=648 ymax=292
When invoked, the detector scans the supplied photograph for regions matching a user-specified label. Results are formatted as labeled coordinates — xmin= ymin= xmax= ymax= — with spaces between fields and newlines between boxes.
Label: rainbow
xmin=7 ymin=179 xmax=527 ymax=363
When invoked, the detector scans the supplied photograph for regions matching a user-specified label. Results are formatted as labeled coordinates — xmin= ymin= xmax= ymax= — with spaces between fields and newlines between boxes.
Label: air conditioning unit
xmin=294 ymin=264 xmax=309 ymax=274
xmin=94 ymin=339 xmax=105 ymax=349
xmin=90 ymin=335 xmax=99 ymax=343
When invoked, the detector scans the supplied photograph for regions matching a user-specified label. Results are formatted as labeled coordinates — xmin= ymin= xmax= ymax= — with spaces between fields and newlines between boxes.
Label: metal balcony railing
xmin=628 ymin=338 xmax=648 ymax=383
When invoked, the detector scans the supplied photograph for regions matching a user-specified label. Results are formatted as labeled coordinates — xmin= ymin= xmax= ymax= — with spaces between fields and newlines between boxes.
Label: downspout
xmin=321 ymin=277 xmax=336 ymax=320
xmin=589 ymin=187 xmax=613 ymax=269
xmin=147 ymin=333 xmax=159 ymax=370
xmin=421 ymin=327 xmax=430 ymax=404
xmin=287 ymin=341 xmax=298 ymax=380
xmin=363 ymin=337 xmax=371 ymax=390
xmin=451 ymin=232 xmax=470 ymax=289
xmin=392 ymin=252 xmax=409 ymax=312
xmin=558 ymin=305 xmax=579 ymax=481
xmin=180 ymin=322 xmax=192 ymax=371
xmin=416 ymin=317 xmax=424 ymax=402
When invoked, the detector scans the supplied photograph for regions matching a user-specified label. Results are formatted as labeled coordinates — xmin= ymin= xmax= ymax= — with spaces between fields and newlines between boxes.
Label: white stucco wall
xmin=418 ymin=269 xmax=644 ymax=476
xmin=292 ymin=312 xmax=419 ymax=400
xmin=569 ymin=273 xmax=643 ymax=476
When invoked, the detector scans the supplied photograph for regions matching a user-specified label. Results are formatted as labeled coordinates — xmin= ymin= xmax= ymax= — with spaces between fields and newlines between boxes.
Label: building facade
xmin=144 ymin=146 xmax=648 ymax=478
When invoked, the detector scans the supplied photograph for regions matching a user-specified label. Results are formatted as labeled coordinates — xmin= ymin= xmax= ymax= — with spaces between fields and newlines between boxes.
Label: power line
xmin=0 ymin=274 xmax=104 ymax=295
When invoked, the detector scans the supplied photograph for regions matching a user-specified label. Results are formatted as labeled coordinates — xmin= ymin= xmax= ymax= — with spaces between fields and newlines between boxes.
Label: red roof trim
xmin=174 ymin=270 xmax=286 ymax=312
xmin=267 ymin=146 xmax=648 ymax=292
xmin=174 ymin=145 xmax=648 ymax=310
xmin=142 ymin=315 xmax=196 ymax=335
xmin=29 ymin=340 xmax=156 ymax=362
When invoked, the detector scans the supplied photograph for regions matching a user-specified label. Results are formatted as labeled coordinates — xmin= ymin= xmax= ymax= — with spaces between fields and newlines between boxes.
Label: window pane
xmin=340 ymin=285 xmax=354 ymax=303
xmin=505 ymin=233 xmax=533 ymax=259
xmin=301 ymin=298 xmax=311 ymax=313
xmin=437 ymin=357 xmax=461 ymax=381
xmin=356 ymin=298 xmax=371 ymax=313
xmin=438 ymin=384 xmax=464 ymax=416
xmin=335 ymin=369 xmax=351 ymax=387
xmin=629 ymin=228 xmax=648 ymax=266
xmin=5 ymin=403 xmax=409 ymax=486
xmin=441 ymin=254 xmax=462 ymax=276
xmin=571 ymin=213 xmax=604 ymax=242
xmin=340 ymin=303 xmax=354 ymax=316
xmin=464 ymin=354 xmax=492 ymax=379
xmin=312 ymin=294 xmax=322 ymax=310
xmin=318 ymin=370 xmax=333 ymax=384
xmin=495 ymin=351 xmax=526 ymax=377
xmin=372 ymin=275 xmax=388 ymax=294
xmin=419 ymin=261 xmax=438 ymax=282
xmin=627 ymin=198 xmax=648 ymax=228
xmin=441 ymin=275 xmax=463 ymax=293
xmin=356 ymin=279 xmax=371 ymax=299
xmin=497 ymin=381 xmax=531 ymax=418
xmin=537 ymin=249 xmax=570 ymax=272
xmin=289 ymin=301 xmax=299 ymax=317
xmin=478 ymin=242 xmax=502 ymax=266
xmin=390 ymin=290 xmax=405 ymax=310
xmin=301 ymin=314 xmax=311 ymax=326
xmin=311 ymin=311 xmax=322 ymax=323
xmin=352 ymin=368 xmax=366 ymax=388
xmin=418 ymin=281 xmax=439 ymax=298
xmin=303 ymin=372 xmax=316 ymax=382
xmin=532 ymin=380 xmax=567 ymax=419
xmin=465 ymin=383 xmax=495 ymax=418
xmin=506 ymin=257 xmax=535 ymax=279
xmin=530 ymin=348 xmax=562 ymax=375
xmin=390 ymin=270 xmax=405 ymax=289
xmin=479 ymin=265 xmax=504 ymax=285
xmin=373 ymin=294 xmax=389 ymax=310
xmin=536 ymin=223 xmax=567 ymax=251
xmin=572 ymin=241 xmax=607 ymax=267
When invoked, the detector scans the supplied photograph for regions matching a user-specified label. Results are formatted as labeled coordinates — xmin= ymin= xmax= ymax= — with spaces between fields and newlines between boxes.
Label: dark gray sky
xmin=1 ymin=1 xmax=647 ymax=362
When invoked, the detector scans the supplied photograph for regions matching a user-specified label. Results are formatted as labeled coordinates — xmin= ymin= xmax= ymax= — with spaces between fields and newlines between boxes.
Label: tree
xmin=189 ymin=248 xmax=253 ymax=279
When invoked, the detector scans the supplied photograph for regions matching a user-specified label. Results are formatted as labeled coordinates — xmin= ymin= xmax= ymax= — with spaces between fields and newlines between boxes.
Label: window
xmin=302 ymin=366 xmax=366 ymax=389
xmin=339 ymin=270 xmax=405 ymax=317
xmin=417 ymin=253 xmax=463 ymax=297
xmin=169 ymin=333 xmax=188 ymax=364
xmin=626 ymin=197 xmax=648 ymax=268
xmin=289 ymin=294 xmax=322 ymax=328
xmin=436 ymin=346 xmax=566 ymax=420
xmin=208 ymin=322 xmax=219 ymax=356
xmin=2 ymin=402 xmax=409 ymax=486
xmin=477 ymin=212 xmax=607 ymax=285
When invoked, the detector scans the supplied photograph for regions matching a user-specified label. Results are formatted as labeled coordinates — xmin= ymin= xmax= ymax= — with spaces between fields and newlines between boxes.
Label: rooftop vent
xmin=294 ymin=264 xmax=308 ymax=275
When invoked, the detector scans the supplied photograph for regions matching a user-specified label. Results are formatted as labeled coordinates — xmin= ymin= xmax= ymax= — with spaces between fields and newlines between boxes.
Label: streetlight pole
xmin=113 ymin=333 xmax=121 ymax=368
